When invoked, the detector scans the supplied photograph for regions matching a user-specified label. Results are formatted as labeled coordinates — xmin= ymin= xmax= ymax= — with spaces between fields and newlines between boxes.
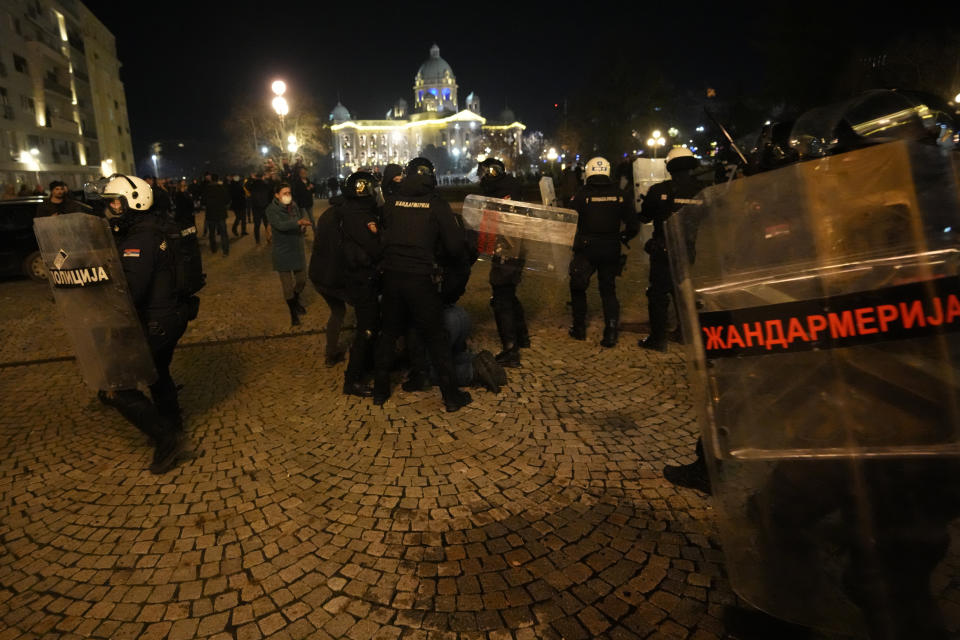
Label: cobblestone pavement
xmin=0 ymin=210 xmax=877 ymax=640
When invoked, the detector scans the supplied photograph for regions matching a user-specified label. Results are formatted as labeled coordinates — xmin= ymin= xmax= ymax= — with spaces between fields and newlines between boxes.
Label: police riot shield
xmin=461 ymin=195 xmax=578 ymax=277
xmin=632 ymin=157 xmax=668 ymax=209
xmin=668 ymin=139 xmax=960 ymax=636
xmin=538 ymin=176 xmax=558 ymax=207
xmin=34 ymin=213 xmax=157 ymax=392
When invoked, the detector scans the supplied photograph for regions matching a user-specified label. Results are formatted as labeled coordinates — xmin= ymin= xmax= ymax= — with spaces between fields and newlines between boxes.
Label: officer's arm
xmin=119 ymin=233 xmax=156 ymax=306
xmin=638 ymin=185 xmax=659 ymax=224
xmin=436 ymin=202 xmax=466 ymax=259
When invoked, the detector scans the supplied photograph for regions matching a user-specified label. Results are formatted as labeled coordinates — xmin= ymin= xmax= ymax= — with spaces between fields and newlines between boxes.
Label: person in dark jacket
xmin=266 ymin=182 xmax=312 ymax=325
xmin=202 ymin=174 xmax=231 ymax=255
xmin=247 ymin=172 xmax=272 ymax=245
xmin=477 ymin=157 xmax=529 ymax=367
xmin=173 ymin=180 xmax=196 ymax=229
xmin=381 ymin=164 xmax=404 ymax=198
xmin=372 ymin=158 xmax=472 ymax=412
xmin=336 ymin=171 xmax=383 ymax=396
xmin=36 ymin=180 xmax=84 ymax=216
xmin=292 ymin=167 xmax=315 ymax=217
xmin=97 ymin=174 xmax=189 ymax=474
xmin=229 ymin=175 xmax=247 ymax=237
xmin=567 ymin=156 xmax=638 ymax=347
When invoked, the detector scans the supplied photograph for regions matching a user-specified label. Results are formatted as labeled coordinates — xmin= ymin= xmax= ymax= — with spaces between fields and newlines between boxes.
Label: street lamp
xmin=151 ymin=154 xmax=159 ymax=176
xmin=646 ymin=130 xmax=666 ymax=158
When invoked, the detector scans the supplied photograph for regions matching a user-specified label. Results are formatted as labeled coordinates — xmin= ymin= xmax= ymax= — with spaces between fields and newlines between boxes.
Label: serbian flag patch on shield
xmin=123 ymin=248 xmax=141 ymax=258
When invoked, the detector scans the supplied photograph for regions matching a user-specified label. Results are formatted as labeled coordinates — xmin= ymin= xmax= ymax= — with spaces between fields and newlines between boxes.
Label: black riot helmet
xmin=344 ymin=171 xmax=377 ymax=198
xmin=477 ymin=157 xmax=506 ymax=182
xmin=403 ymin=157 xmax=437 ymax=188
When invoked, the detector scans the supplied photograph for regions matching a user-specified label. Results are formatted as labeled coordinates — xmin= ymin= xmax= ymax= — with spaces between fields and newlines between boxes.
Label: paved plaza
xmin=0 ymin=210 xmax=867 ymax=640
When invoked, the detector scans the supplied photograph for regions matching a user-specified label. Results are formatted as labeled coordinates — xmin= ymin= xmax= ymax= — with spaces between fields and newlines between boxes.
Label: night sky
xmin=82 ymin=2 xmax=939 ymax=167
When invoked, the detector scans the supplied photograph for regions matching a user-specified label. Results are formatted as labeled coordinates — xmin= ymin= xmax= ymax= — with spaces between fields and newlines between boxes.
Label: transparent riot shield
xmin=668 ymin=140 xmax=960 ymax=637
xmin=633 ymin=157 xmax=668 ymax=209
xmin=34 ymin=213 xmax=157 ymax=392
xmin=539 ymin=176 xmax=558 ymax=207
xmin=461 ymin=195 xmax=578 ymax=277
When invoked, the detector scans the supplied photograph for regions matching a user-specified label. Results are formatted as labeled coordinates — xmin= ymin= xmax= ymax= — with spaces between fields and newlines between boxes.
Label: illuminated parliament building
xmin=329 ymin=44 xmax=526 ymax=177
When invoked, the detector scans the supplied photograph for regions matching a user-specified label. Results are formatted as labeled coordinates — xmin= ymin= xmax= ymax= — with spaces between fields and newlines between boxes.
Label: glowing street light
xmin=646 ymin=131 xmax=666 ymax=158
xmin=546 ymin=147 xmax=558 ymax=161
xmin=261 ymin=146 xmax=268 ymax=156
xmin=272 ymin=96 xmax=289 ymax=117
xmin=271 ymin=80 xmax=286 ymax=96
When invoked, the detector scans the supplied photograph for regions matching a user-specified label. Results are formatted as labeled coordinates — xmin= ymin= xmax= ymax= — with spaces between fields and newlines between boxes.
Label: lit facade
xmin=331 ymin=44 xmax=525 ymax=177
xmin=0 ymin=0 xmax=134 ymax=192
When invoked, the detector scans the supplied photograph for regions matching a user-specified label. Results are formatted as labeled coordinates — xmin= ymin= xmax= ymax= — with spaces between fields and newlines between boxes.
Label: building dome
xmin=415 ymin=44 xmax=454 ymax=86
xmin=330 ymin=102 xmax=351 ymax=122
xmin=499 ymin=107 xmax=516 ymax=123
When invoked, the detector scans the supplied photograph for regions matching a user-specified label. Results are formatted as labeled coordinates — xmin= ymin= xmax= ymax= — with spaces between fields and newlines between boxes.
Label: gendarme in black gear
xmin=568 ymin=157 xmax=638 ymax=347
xmin=99 ymin=174 xmax=189 ymax=474
xmin=639 ymin=147 xmax=703 ymax=351
xmin=373 ymin=158 xmax=472 ymax=412
xmin=478 ymin=158 xmax=529 ymax=367
xmin=338 ymin=171 xmax=383 ymax=398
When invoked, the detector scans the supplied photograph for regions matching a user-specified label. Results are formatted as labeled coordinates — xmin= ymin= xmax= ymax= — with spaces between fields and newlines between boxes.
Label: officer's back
xmin=571 ymin=174 xmax=636 ymax=258
xmin=381 ymin=172 xmax=463 ymax=274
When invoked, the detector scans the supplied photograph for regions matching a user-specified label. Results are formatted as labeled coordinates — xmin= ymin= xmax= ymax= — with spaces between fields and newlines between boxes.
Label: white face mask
xmin=280 ymin=194 xmax=292 ymax=205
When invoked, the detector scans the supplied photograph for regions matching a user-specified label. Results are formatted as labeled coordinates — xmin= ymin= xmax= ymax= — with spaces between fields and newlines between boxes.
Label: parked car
xmin=0 ymin=196 xmax=93 ymax=281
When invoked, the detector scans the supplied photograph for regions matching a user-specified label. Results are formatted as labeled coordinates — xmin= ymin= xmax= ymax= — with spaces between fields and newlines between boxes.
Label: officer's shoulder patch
xmin=159 ymin=240 xmax=168 ymax=251
xmin=123 ymin=248 xmax=141 ymax=258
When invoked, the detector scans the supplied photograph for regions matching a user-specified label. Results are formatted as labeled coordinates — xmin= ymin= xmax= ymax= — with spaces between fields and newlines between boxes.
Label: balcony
xmin=43 ymin=77 xmax=72 ymax=99
xmin=48 ymin=114 xmax=78 ymax=134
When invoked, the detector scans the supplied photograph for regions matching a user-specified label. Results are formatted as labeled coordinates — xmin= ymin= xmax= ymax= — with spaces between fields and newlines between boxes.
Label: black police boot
xmin=150 ymin=429 xmax=186 ymax=475
xmin=639 ymin=336 xmax=668 ymax=352
xmin=600 ymin=320 xmax=619 ymax=348
xmin=325 ymin=350 xmax=346 ymax=367
xmin=442 ymin=388 xmax=472 ymax=413
xmin=494 ymin=345 xmax=521 ymax=368
xmin=343 ymin=380 xmax=373 ymax=398
xmin=402 ymin=370 xmax=433 ymax=392
xmin=472 ymin=350 xmax=504 ymax=394
xmin=286 ymin=299 xmax=300 ymax=326
xmin=373 ymin=375 xmax=390 ymax=406
xmin=293 ymin=291 xmax=307 ymax=315
xmin=663 ymin=457 xmax=711 ymax=494
xmin=568 ymin=324 xmax=586 ymax=341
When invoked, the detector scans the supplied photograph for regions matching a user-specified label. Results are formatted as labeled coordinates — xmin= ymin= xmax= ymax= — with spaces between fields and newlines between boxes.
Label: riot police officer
xmin=639 ymin=147 xmax=702 ymax=351
xmin=477 ymin=157 xmax=530 ymax=367
xmin=373 ymin=158 xmax=472 ymax=412
xmin=338 ymin=171 xmax=383 ymax=397
xmin=98 ymin=174 xmax=189 ymax=474
xmin=568 ymin=157 xmax=637 ymax=347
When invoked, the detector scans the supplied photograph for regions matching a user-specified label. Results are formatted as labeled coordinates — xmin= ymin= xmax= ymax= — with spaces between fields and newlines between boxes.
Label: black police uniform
xmin=568 ymin=175 xmax=637 ymax=344
xmin=481 ymin=173 xmax=530 ymax=365
xmin=373 ymin=174 xmax=470 ymax=410
xmin=100 ymin=210 xmax=188 ymax=472
xmin=339 ymin=194 xmax=382 ymax=393
xmin=639 ymin=178 xmax=703 ymax=348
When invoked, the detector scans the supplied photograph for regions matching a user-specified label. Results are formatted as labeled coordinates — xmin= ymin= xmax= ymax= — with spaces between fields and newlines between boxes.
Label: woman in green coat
xmin=265 ymin=182 xmax=313 ymax=325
